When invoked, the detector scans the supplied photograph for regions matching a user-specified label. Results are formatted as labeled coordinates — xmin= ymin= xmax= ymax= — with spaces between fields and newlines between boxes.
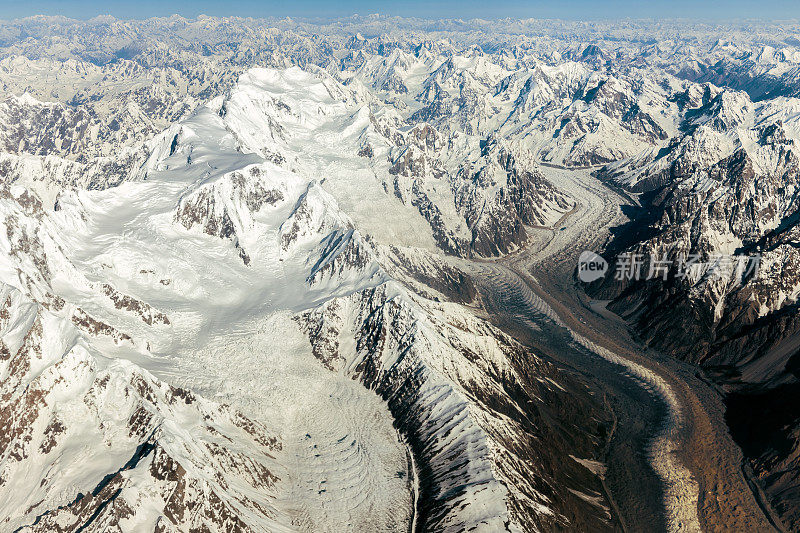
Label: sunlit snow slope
xmin=1 ymin=66 xmax=613 ymax=532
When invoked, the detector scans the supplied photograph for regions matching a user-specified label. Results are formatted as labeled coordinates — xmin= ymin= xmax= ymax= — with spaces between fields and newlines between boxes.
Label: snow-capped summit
xmin=4 ymin=14 xmax=800 ymax=533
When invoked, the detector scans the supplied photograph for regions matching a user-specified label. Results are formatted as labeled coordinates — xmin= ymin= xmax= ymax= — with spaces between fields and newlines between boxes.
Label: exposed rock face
xmin=0 ymin=285 xmax=283 ymax=533
xmin=374 ymin=117 xmax=574 ymax=257
xmin=378 ymin=245 xmax=478 ymax=304
xmin=597 ymin=107 xmax=800 ymax=361
xmin=7 ymin=14 xmax=800 ymax=532
xmin=298 ymin=282 xmax=614 ymax=532
xmin=0 ymin=94 xmax=157 ymax=161
xmin=101 ymin=283 xmax=170 ymax=325
xmin=454 ymin=142 xmax=574 ymax=255
xmin=0 ymin=54 xmax=619 ymax=531
xmin=176 ymin=165 xmax=290 ymax=265
xmin=593 ymin=86 xmax=800 ymax=528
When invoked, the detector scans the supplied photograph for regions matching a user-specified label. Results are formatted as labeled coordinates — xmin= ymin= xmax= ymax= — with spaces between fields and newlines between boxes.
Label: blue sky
xmin=1 ymin=0 xmax=799 ymax=21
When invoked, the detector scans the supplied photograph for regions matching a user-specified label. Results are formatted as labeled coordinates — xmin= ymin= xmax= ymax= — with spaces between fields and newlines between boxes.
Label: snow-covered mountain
xmin=0 ymin=37 xmax=616 ymax=530
xmin=593 ymin=74 xmax=800 ymax=532
xmin=3 ymin=13 xmax=800 ymax=532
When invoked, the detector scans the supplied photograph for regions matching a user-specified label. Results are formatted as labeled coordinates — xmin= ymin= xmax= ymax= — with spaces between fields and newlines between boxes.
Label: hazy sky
xmin=1 ymin=0 xmax=799 ymax=21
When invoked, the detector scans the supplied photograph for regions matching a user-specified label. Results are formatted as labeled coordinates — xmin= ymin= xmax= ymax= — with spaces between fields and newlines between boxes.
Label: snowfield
xmin=3 ymin=14 xmax=800 ymax=533
xmin=1 ymin=63 xmax=602 ymax=532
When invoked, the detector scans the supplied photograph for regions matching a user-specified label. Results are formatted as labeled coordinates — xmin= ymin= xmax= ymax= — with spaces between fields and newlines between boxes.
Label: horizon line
xmin=3 ymin=13 xmax=800 ymax=25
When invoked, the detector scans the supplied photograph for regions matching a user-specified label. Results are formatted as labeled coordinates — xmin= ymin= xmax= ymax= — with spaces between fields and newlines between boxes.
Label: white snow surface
xmin=0 ymin=66 xmax=573 ymax=532
xmin=5 ymin=16 xmax=800 ymax=531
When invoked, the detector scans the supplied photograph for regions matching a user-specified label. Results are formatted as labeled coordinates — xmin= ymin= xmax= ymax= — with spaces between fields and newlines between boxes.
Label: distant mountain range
xmin=1 ymin=15 xmax=799 ymax=532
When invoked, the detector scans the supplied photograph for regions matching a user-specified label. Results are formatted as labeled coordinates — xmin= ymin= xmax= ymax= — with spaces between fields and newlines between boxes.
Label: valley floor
xmin=464 ymin=167 xmax=780 ymax=532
